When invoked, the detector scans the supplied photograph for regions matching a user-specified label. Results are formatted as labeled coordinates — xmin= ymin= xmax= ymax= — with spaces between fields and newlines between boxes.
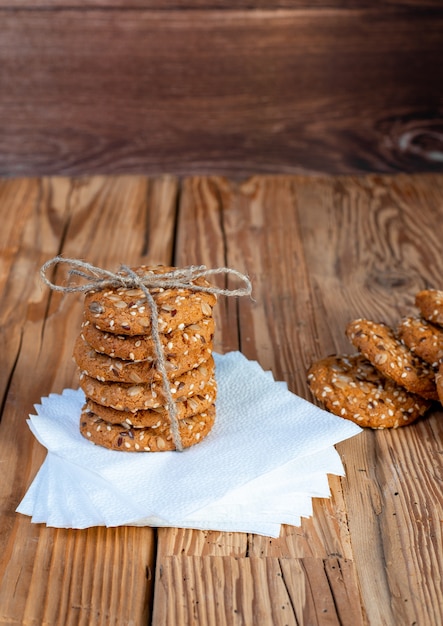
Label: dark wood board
xmin=0 ymin=9 xmax=442 ymax=177
xmin=0 ymin=1 xmax=441 ymax=8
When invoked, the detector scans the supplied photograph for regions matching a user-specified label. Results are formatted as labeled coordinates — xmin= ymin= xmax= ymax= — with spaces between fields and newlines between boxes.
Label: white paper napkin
xmin=17 ymin=351 xmax=361 ymax=536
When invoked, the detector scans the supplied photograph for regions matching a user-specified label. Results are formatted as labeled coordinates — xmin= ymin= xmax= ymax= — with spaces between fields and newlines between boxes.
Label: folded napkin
xmin=17 ymin=351 xmax=361 ymax=536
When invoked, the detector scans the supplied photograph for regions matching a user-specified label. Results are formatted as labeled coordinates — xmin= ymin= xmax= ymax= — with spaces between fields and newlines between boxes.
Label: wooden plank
xmin=0 ymin=1 xmax=440 ymax=7
xmin=279 ymin=557 xmax=365 ymax=625
xmin=154 ymin=177 xmax=364 ymax=625
xmin=0 ymin=178 xmax=40 ymax=296
xmin=292 ymin=173 xmax=443 ymax=337
xmin=335 ymin=415 xmax=443 ymax=626
xmin=159 ymin=176 xmax=354 ymax=563
xmin=236 ymin=173 xmax=443 ymax=625
xmin=323 ymin=557 xmax=367 ymax=625
xmin=0 ymin=10 xmax=442 ymax=177
xmin=175 ymin=177 xmax=244 ymax=355
xmin=157 ymin=176 xmax=250 ymax=560
xmin=157 ymin=527 xmax=249 ymax=559
xmin=157 ymin=174 xmax=443 ymax=626
xmin=3 ymin=172 xmax=443 ymax=624
xmin=293 ymin=173 xmax=443 ymax=626
xmin=152 ymin=556 xmax=364 ymax=625
xmin=0 ymin=175 xmax=178 ymax=625
xmin=0 ymin=178 xmax=41 ymax=405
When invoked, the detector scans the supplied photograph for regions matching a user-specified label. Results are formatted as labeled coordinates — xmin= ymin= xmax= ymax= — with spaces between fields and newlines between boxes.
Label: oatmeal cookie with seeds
xmin=81 ymin=316 xmax=215 ymax=362
xmin=83 ymin=377 xmax=217 ymax=428
xmin=80 ymin=403 xmax=216 ymax=451
xmin=397 ymin=316 xmax=443 ymax=367
xmin=415 ymin=289 xmax=443 ymax=327
xmin=346 ymin=319 xmax=438 ymax=401
xmin=434 ymin=364 xmax=443 ymax=406
xmin=83 ymin=265 xmax=216 ymax=336
xmin=78 ymin=357 xmax=215 ymax=411
xmin=73 ymin=334 xmax=212 ymax=384
xmin=307 ymin=354 xmax=431 ymax=428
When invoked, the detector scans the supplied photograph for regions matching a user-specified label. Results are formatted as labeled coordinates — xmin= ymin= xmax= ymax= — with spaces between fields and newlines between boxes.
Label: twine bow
xmin=41 ymin=256 xmax=252 ymax=451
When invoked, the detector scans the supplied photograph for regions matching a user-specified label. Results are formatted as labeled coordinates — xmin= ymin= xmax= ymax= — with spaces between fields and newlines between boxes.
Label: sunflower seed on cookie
xmin=307 ymin=354 xmax=431 ymax=428
xmin=346 ymin=318 xmax=438 ymax=401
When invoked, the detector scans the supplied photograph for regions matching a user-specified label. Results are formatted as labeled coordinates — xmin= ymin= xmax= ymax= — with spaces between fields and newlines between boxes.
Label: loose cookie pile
xmin=74 ymin=265 xmax=217 ymax=451
xmin=307 ymin=289 xmax=443 ymax=429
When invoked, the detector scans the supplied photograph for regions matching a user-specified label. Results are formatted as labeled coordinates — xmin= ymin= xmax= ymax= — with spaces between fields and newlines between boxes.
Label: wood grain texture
xmin=2 ymin=173 xmax=443 ymax=624
xmin=289 ymin=173 xmax=443 ymax=626
xmin=0 ymin=1 xmax=440 ymax=7
xmin=162 ymin=176 xmax=360 ymax=566
xmin=152 ymin=556 xmax=365 ymax=626
xmin=0 ymin=175 xmax=178 ymax=625
xmin=0 ymin=9 xmax=442 ymax=177
xmin=158 ymin=174 xmax=443 ymax=625
xmin=157 ymin=176 xmax=362 ymax=618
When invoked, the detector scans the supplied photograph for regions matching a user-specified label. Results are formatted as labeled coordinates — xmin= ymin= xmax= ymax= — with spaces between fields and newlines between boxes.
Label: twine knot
xmin=41 ymin=256 xmax=252 ymax=451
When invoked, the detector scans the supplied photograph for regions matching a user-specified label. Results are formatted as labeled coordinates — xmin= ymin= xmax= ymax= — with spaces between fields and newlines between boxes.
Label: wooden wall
xmin=0 ymin=2 xmax=442 ymax=176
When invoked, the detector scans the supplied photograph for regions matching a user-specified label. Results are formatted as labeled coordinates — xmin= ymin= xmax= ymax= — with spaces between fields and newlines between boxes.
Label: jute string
xmin=41 ymin=256 xmax=252 ymax=451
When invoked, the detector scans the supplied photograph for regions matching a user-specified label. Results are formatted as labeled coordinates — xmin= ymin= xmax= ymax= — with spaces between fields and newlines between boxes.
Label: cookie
xmin=397 ymin=316 xmax=443 ymax=367
xmin=415 ymin=289 xmax=443 ymax=327
xmin=83 ymin=265 xmax=216 ymax=336
xmin=80 ymin=404 xmax=216 ymax=451
xmin=435 ymin=364 xmax=443 ymax=406
xmin=83 ymin=377 xmax=217 ymax=427
xmin=346 ymin=319 xmax=438 ymax=401
xmin=81 ymin=316 xmax=215 ymax=362
xmin=78 ymin=357 xmax=215 ymax=411
xmin=307 ymin=354 xmax=431 ymax=428
xmin=73 ymin=334 xmax=212 ymax=384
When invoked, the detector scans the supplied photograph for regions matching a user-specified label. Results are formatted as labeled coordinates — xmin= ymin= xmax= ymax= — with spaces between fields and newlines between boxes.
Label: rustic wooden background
xmin=1 ymin=1 xmax=442 ymax=177
xmin=1 ymin=173 xmax=443 ymax=625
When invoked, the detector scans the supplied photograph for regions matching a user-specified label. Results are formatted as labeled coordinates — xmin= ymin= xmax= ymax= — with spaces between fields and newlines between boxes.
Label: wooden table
xmin=1 ymin=173 xmax=443 ymax=625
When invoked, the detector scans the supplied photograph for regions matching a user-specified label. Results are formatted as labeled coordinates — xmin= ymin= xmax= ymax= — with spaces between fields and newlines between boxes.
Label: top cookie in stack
xmin=74 ymin=265 xmax=217 ymax=452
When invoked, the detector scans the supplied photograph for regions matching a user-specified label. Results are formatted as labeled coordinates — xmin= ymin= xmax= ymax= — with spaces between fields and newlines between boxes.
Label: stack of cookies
xmin=307 ymin=288 xmax=443 ymax=429
xmin=73 ymin=265 xmax=217 ymax=451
